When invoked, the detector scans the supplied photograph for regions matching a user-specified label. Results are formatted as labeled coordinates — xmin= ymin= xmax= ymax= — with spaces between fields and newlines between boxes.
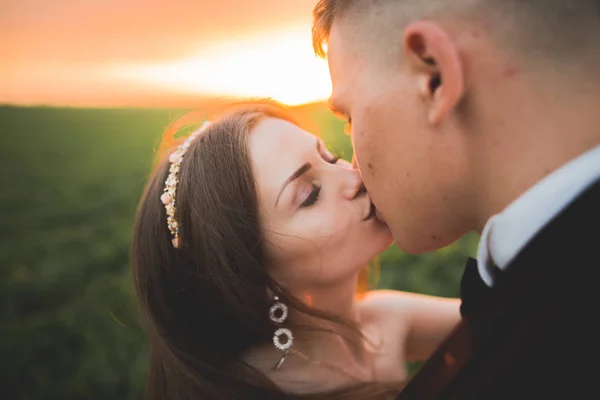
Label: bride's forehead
xmin=248 ymin=119 xmax=317 ymax=192
xmin=249 ymin=118 xmax=316 ymax=157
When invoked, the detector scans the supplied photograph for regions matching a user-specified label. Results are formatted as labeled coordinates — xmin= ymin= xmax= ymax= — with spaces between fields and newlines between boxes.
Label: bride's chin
xmin=381 ymin=228 xmax=395 ymax=247
xmin=382 ymin=237 xmax=395 ymax=251
xmin=377 ymin=223 xmax=394 ymax=243
xmin=369 ymin=234 xmax=395 ymax=257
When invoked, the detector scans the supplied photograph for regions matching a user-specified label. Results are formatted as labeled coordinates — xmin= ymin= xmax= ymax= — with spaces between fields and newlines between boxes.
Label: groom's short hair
xmin=313 ymin=0 xmax=600 ymax=72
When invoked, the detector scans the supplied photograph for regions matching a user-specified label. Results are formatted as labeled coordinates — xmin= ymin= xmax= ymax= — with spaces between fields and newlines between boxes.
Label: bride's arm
xmin=399 ymin=292 xmax=460 ymax=361
xmin=362 ymin=290 xmax=460 ymax=362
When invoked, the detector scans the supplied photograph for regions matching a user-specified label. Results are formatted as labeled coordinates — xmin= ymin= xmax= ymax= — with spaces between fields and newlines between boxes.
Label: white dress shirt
xmin=477 ymin=144 xmax=600 ymax=287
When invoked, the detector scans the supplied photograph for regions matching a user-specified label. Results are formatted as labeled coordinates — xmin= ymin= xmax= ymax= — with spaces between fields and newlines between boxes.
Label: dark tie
xmin=459 ymin=257 xmax=502 ymax=316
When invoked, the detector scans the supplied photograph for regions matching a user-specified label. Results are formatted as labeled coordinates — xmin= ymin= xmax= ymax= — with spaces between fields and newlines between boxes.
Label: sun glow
xmin=107 ymin=27 xmax=332 ymax=106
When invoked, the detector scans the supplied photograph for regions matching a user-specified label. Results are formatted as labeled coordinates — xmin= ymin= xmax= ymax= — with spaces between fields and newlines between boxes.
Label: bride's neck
xmin=243 ymin=274 xmax=374 ymax=387
xmin=284 ymin=274 xmax=368 ymax=362
xmin=295 ymin=274 xmax=360 ymax=324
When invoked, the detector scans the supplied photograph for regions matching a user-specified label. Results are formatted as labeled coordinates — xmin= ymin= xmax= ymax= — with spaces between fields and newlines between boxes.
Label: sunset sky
xmin=0 ymin=0 xmax=332 ymax=107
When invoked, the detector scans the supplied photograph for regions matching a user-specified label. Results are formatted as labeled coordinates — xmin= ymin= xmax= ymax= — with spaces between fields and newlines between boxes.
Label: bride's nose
xmin=341 ymin=170 xmax=366 ymax=200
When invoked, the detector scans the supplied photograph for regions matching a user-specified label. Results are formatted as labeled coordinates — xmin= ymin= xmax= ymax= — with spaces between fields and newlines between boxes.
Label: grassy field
xmin=0 ymin=104 xmax=476 ymax=399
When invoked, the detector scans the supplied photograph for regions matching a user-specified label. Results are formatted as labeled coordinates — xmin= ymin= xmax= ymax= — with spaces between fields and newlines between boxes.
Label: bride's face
xmin=249 ymin=118 xmax=393 ymax=289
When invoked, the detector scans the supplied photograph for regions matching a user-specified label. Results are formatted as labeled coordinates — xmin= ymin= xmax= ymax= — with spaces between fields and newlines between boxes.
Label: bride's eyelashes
xmin=301 ymin=184 xmax=321 ymax=208
xmin=298 ymin=148 xmax=340 ymax=208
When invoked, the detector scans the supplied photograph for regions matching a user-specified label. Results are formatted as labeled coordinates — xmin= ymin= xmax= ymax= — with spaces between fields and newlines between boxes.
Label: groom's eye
xmin=321 ymin=151 xmax=340 ymax=164
xmin=344 ymin=120 xmax=352 ymax=135
xmin=317 ymin=139 xmax=340 ymax=164
xmin=328 ymin=155 xmax=341 ymax=164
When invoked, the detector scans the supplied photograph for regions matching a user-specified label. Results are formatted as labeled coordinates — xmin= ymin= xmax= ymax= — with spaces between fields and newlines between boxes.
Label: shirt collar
xmin=477 ymin=144 xmax=600 ymax=286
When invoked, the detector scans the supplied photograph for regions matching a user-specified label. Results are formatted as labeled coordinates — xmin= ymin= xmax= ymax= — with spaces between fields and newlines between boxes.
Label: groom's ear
xmin=402 ymin=21 xmax=464 ymax=125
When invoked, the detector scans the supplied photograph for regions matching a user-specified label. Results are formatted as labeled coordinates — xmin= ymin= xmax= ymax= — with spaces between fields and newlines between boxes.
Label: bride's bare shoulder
xmin=358 ymin=290 xmax=414 ymax=321
xmin=358 ymin=290 xmax=413 ymax=344
xmin=358 ymin=290 xmax=410 ymax=382
xmin=357 ymin=290 xmax=413 ymax=348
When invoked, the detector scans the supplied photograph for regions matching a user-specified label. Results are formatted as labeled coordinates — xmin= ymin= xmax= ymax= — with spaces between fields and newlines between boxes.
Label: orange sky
xmin=0 ymin=0 xmax=332 ymax=107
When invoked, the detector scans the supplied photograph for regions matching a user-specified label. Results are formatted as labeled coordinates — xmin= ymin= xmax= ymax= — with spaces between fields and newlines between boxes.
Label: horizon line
xmin=0 ymin=97 xmax=330 ymax=110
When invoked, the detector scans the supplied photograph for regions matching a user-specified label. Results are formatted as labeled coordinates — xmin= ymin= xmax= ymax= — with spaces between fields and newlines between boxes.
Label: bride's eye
xmin=300 ymin=184 xmax=321 ymax=208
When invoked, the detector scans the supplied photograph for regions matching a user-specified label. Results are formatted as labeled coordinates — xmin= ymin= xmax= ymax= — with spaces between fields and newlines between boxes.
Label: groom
xmin=313 ymin=0 xmax=600 ymax=398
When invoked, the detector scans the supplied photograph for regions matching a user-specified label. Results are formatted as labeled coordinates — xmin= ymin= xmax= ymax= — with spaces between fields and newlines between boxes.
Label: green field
xmin=0 ymin=105 xmax=476 ymax=399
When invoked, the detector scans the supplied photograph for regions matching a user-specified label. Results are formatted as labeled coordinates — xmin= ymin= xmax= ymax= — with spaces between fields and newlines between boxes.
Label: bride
xmin=131 ymin=101 xmax=460 ymax=399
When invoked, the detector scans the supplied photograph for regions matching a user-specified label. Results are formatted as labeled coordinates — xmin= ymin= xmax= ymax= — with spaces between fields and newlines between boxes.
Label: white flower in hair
xmin=161 ymin=121 xmax=210 ymax=248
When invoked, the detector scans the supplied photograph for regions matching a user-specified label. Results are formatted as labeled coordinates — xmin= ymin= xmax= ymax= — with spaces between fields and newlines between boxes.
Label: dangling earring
xmin=269 ymin=295 xmax=293 ymax=370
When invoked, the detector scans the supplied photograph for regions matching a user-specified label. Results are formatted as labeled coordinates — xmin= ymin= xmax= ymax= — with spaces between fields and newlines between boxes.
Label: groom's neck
xmin=470 ymin=77 xmax=600 ymax=231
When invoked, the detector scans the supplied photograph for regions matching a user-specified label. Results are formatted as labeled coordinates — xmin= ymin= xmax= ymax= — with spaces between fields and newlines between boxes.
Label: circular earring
xmin=269 ymin=298 xmax=288 ymax=324
xmin=270 ymin=295 xmax=293 ymax=369
xmin=273 ymin=328 xmax=293 ymax=351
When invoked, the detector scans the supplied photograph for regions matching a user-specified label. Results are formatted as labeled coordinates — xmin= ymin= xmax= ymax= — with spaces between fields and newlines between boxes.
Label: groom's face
xmin=326 ymin=23 xmax=469 ymax=253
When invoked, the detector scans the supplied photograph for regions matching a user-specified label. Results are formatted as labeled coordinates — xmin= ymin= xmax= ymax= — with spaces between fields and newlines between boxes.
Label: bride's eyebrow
xmin=274 ymin=139 xmax=321 ymax=208
xmin=274 ymin=162 xmax=312 ymax=208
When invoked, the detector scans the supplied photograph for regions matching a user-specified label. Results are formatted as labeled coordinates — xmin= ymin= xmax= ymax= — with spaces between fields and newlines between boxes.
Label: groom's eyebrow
xmin=328 ymin=97 xmax=349 ymax=123
xmin=328 ymin=97 xmax=341 ymax=114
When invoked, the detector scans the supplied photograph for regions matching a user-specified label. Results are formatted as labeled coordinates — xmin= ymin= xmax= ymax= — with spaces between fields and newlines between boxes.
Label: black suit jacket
xmin=396 ymin=179 xmax=600 ymax=399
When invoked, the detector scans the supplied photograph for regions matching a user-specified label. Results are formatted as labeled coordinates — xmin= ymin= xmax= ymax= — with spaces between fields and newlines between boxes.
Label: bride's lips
xmin=362 ymin=201 xmax=377 ymax=221
xmin=375 ymin=209 xmax=386 ymax=224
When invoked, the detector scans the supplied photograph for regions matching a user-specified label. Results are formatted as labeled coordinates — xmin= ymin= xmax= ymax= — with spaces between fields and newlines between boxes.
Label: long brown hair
xmin=131 ymin=101 xmax=401 ymax=399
